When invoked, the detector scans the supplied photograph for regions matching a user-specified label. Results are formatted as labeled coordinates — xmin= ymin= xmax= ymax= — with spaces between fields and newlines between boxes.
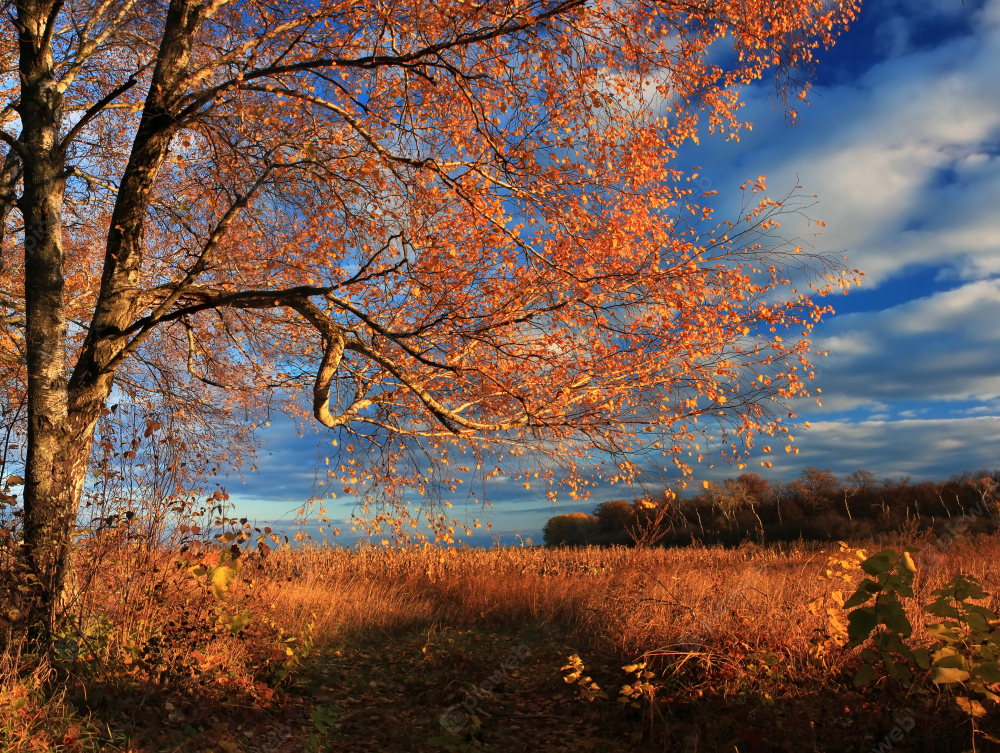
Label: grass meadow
xmin=2 ymin=527 xmax=1000 ymax=752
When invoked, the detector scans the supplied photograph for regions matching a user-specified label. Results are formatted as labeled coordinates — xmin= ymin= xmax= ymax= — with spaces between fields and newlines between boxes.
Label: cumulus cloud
xmin=684 ymin=0 xmax=1000 ymax=481
xmin=804 ymin=280 xmax=1000 ymax=412
xmin=695 ymin=0 xmax=1000 ymax=286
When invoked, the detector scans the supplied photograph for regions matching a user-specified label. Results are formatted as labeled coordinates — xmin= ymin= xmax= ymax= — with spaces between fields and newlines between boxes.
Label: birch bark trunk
xmin=15 ymin=0 xmax=199 ymax=632
xmin=16 ymin=0 xmax=92 ymax=630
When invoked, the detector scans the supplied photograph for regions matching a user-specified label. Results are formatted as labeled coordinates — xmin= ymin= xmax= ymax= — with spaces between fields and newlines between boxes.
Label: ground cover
xmin=2 ymin=536 xmax=999 ymax=751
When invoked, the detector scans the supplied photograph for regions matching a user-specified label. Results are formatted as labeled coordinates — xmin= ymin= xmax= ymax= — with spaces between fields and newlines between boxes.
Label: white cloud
xmin=807 ymin=280 xmax=1000 ymax=408
xmin=696 ymin=0 xmax=1000 ymax=287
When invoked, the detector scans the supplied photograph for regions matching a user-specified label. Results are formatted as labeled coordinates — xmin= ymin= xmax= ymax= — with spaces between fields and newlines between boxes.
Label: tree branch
xmin=184 ymin=321 xmax=227 ymax=389
xmin=60 ymin=75 xmax=138 ymax=151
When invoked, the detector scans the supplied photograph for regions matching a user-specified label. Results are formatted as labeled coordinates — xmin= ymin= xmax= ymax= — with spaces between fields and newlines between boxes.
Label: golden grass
xmin=3 ymin=532 xmax=999 ymax=750
xmin=252 ymin=533 xmax=1000 ymax=674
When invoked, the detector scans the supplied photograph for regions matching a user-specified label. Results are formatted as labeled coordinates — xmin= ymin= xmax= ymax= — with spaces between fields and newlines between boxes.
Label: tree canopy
xmin=0 ymin=0 xmax=860 ymax=616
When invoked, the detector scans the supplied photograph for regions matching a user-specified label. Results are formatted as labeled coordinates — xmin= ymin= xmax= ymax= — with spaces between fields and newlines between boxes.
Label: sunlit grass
xmin=2 ymin=533 xmax=998 ymax=750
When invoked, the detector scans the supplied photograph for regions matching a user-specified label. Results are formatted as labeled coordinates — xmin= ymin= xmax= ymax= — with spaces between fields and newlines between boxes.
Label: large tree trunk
xmin=15 ymin=0 xmax=198 ymax=632
xmin=16 ymin=0 xmax=99 ymax=632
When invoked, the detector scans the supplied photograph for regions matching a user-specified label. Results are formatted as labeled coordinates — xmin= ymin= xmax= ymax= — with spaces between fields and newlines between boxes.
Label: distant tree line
xmin=541 ymin=468 xmax=1000 ymax=547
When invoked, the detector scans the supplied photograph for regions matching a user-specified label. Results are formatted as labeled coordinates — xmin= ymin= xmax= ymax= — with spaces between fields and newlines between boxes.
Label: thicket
xmin=542 ymin=467 xmax=1000 ymax=547
xmin=0 ymin=406 xmax=320 ymax=748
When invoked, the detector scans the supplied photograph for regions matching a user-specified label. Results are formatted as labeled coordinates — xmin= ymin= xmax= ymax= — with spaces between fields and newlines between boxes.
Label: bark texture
xmin=17 ymin=0 xmax=82 ymax=623
xmin=15 ymin=0 xmax=207 ymax=626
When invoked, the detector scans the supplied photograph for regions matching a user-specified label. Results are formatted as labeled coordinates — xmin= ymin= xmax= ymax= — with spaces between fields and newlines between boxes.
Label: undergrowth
xmin=1 ymin=425 xmax=998 ymax=753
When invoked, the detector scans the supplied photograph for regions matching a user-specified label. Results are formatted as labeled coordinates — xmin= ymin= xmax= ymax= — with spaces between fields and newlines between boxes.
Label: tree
xmin=593 ymin=499 xmax=635 ymax=534
xmin=736 ymin=473 xmax=772 ymax=503
xmin=630 ymin=491 xmax=678 ymax=548
xmin=724 ymin=476 xmax=767 ymax=539
xmin=542 ymin=512 xmax=598 ymax=546
xmin=794 ymin=467 xmax=841 ymax=517
xmin=0 ymin=0 xmax=860 ymax=626
xmin=843 ymin=469 xmax=877 ymax=522
xmin=845 ymin=469 xmax=877 ymax=492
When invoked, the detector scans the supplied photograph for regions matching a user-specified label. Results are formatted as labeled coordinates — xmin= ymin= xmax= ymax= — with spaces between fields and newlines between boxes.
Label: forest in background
xmin=543 ymin=467 xmax=1000 ymax=547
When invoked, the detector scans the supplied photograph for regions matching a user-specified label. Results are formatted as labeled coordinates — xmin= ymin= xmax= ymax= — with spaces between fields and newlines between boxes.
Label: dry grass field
xmin=3 ymin=532 xmax=1000 ymax=752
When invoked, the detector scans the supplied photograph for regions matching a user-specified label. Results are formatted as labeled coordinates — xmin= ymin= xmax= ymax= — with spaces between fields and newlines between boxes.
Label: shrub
xmin=542 ymin=513 xmax=599 ymax=546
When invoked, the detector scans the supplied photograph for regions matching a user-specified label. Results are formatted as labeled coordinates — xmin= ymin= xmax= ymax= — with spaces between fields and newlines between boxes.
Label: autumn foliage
xmin=0 ymin=0 xmax=864 ymax=619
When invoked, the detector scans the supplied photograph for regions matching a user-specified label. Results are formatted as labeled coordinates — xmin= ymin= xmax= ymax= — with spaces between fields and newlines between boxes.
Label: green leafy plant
xmin=811 ymin=546 xmax=1000 ymax=748
xmin=745 ymin=650 xmax=783 ymax=682
xmin=838 ymin=547 xmax=929 ymax=689
xmin=924 ymin=574 xmax=1000 ymax=718
xmin=617 ymin=661 xmax=658 ymax=708
xmin=305 ymin=705 xmax=342 ymax=753
xmin=562 ymin=654 xmax=607 ymax=702
xmin=262 ymin=616 xmax=316 ymax=685
xmin=808 ymin=541 xmax=867 ymax=666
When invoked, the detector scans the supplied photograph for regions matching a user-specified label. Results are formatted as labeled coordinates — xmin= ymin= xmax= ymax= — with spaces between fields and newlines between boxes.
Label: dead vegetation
xmin=2 ymin=527 xmax=999 ymax=751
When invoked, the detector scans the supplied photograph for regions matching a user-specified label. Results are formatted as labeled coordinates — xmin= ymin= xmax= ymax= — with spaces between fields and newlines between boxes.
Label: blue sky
xmin=221 ymin=0 xmax=1000 ymax=542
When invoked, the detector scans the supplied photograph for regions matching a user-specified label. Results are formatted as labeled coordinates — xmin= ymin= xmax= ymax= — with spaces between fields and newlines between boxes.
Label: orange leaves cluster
xmin=0 ymin=0 xmax=861 ymax=542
